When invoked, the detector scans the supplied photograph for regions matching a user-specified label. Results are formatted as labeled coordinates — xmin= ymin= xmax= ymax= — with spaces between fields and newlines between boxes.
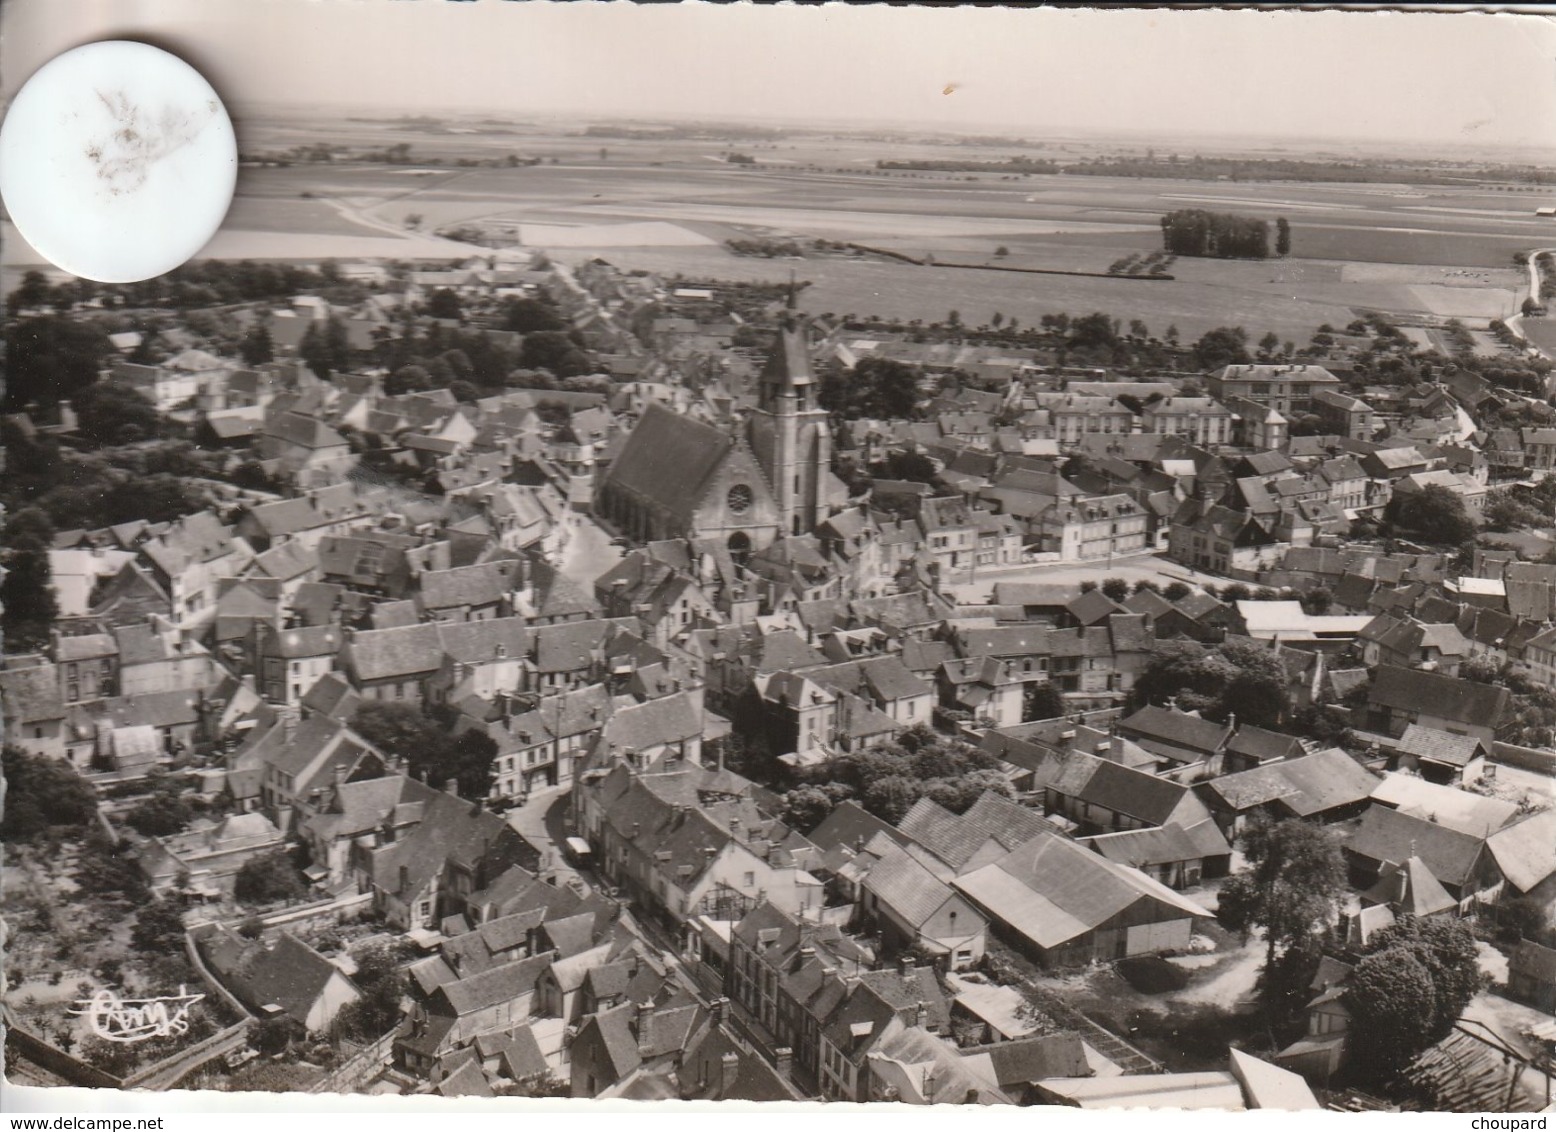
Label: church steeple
xmin=759 ymin=304 xmax=817 ymax=413
xmin=748 ymin=298 xmax=832 ymax=537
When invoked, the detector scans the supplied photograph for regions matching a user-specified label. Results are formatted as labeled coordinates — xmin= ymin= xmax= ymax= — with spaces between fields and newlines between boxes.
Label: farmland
xmin=3 ymin=116 xmax=1544 ymax=337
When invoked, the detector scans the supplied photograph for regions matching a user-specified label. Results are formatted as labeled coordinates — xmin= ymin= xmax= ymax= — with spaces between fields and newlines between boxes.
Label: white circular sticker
xmin=0 ymin=40 xmax=237 ymax=283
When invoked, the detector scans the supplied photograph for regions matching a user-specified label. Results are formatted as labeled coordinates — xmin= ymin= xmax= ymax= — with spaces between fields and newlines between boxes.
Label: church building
xmin=595 ymin=311 xmax=847 ymax=560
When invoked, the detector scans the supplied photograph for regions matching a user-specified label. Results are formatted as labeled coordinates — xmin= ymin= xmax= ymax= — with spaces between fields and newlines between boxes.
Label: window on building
xmin=743 ymin=871 xmax=755 ymax=888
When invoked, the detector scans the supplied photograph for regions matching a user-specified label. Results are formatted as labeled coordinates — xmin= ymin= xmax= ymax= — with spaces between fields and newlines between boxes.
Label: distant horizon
xmin=229 ymin=99 xmax=1556 ymax=165
xmin=6 ymin=3 xmax=1556 ymax=160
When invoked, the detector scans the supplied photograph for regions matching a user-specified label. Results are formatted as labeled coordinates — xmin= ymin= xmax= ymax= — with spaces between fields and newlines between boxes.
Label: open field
xmin=6 ymin=121 xmax=1545 ymax=335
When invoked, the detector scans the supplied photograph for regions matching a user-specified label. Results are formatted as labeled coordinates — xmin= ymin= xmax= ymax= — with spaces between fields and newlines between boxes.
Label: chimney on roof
xmin=445 ymin=778 xmax=460 ymax=798
xmin=398 ymin=864 xmax=409 ymax=894
xmin=914 ymin=1000 xmax=928 ymax=1030
xmin=898 ymin=955 xmax=913 ymax=978
xmin=775 ymin=1047 xmax=793 ymax=1077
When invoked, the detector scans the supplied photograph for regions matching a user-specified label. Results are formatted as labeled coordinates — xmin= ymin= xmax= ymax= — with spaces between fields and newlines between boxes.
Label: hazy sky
xmin=5 ymin=2 xmax=1556 ymax=150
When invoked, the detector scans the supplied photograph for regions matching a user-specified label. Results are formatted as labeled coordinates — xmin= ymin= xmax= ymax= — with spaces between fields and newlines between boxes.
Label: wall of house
xmin=305 ymin=971 xmax=363 ymax=1033
xmin=450 ymin=987 xmax=538 ymax=1044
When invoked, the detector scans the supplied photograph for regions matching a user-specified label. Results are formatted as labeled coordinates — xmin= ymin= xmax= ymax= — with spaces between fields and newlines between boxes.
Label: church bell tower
xmin=747 ymin=293 xmax=832 ymax=537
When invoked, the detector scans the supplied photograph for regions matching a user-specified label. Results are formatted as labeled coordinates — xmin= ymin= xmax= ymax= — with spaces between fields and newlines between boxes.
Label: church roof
xmin=602 ymin=403 xmax=742 ymax=524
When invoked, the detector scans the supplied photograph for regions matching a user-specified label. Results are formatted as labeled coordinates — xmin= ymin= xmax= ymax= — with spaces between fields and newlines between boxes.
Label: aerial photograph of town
xmin=2 ymin=0 xmax=1555 ymax=1116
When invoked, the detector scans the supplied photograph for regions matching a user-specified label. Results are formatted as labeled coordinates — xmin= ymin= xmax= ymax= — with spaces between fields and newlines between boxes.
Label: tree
xmin=993 ymin=246 xmax=1009 ymax=258
xmin=1388 ymin=484 xmax=1475 ymax=546
xmin=1494 ymin=895 xmax=1553 ymax=945
xmin=1302 ymin=586 xmax=1333 ymax=615
xmin=1370 ymin=916 xmax=1481 ymax=1040
xmin=1258 ymin=331 xmax=1281 ymax=359
xmin=1217 ymin=816 xmax=1348 ymax=1026
xmin=298 ymin=316 xmax=352 ymax=379
xmin=1275 ymin=217 xmax=1291 ymax=257
xmin=1456 ymin=653 xmax=1501 ymax=686
xmin=71 ymin=380 xmax=161 ymax=445
xmin=1344 ymin=946 xmax=1439 ymax=1077
xmin=130 ymin=899 xmax=187 ymax=954
xmin=501 ymin=297 xmax=564 ymax=333
xmin=1164 ymin=324 xmax=1180 ymax=346
xmin=1024 ymin=682 xmax=1065 ymax=722
xmin=234 ymin=850 xmax=309 ymax=906
xmin=1068 ymin=312 xmax=1119 ymax=352
xmin=3 ymin=316 xmax=113 ymax=413
xmin=335 ymin=944 xmax=406 ymax=1041
xmin=1 ymin=507 xmax=59 ymax=651
xmin=252 ymin=1016 xmax=298 ymax=1056
xmin=426 ymin=288 xmax=462 ymax=321
xmin=387 ymin=363 xmax=432 ymax=396
xmin=1162 ymin=581 xmax=1192 ymax=602
xmin=447 ymin=728 xmax=500 ymax=800
xmin=780 ymin=783 xmax=854 ymax=833
xmin=519 ymin=330 xmax=591 ymax=377
xmin=124 ymin=792 xmax=194 ymax=837
xmin=1 ymin=746 xmax=97 ymax=843
xmin=1193 ymin=326 xmax=1252 ymax=370
xmin=1100 ymin=577 xmax=1130 ymax=602
xmin=821 ymin=357 xmax=920 ymax=421
xmin=1217 ymin=636 xmax=1289 ymax=728
xmin=8 ymin=269 xmax=54 ymax=316
xmin=863 ymin=775 xmax=924 ymax=825
xmin=239 ymin=323 xmax=274 ymax=365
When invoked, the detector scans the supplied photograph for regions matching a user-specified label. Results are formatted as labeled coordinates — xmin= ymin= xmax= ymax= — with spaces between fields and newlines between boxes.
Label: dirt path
xmin=1170 ymin=935 xmax=1264 ymax=1009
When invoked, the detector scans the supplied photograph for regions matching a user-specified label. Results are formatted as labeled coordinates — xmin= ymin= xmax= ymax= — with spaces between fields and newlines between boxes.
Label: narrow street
xmin=505 ymin=785 xmax=581 ymax=889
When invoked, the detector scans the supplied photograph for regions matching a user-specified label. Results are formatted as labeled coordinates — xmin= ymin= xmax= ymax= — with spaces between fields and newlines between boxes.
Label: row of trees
xmin=1160 ymin=209 xmax=1277 ymax=259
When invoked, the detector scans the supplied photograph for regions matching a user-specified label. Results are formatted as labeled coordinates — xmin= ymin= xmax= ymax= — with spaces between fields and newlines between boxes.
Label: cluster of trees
xmin=3 ymin=419 xmax=213 ymax=538
xmin=72 ymin=379 xmax=165 ymax=445
xmin=1482 ymin=488 xmax=1549 ymax=534
xmin=350 ymin=702 xmax=500 ymax=799
xmin=123 ymin=770 xmax=199 ymax=838
xmin=335 ymin=943 xmax=411 ymax=1041
xmin=1128 ymin=636 xmax=1289 ymax=729
xmin=3 ymin=314 xmax=115 ymax=414
xmin=726 ymin=237 xmax=808 ymax=258
xmin=234 ymin=850 xmax=311 ymax=906
xmin=1160 ymin=209 xmax=1274 ymax=259
xmin=1067 ymin=154 xmax=1463 ymax=185
xmin=380 ymin=304 xmax=594 ymax=396
xmin=877 ymin=157 xmax=1059 ymax=174
xmin=1343 ymin=916 xmax=1483 ymax=1079
xmin=1106 ymin=250 xmax=1175 ymax=277
xmin=9 ymin=260 xmax=369 ymax=316
xmin=1382 ymin=484 xmax=1476 ymax=547
xmin=779 ymin=726 xmax=1011 ymax=829
xmin=0 ymin=746 xmax=98 ymax=844
xmin=818 ymin=356 xmax=920 ymax=420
